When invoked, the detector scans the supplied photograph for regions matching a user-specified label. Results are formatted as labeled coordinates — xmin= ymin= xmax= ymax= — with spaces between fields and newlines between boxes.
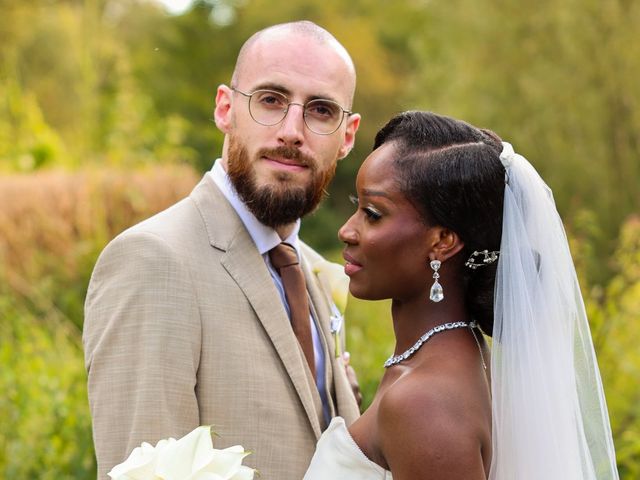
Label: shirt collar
xmin=208 ymin=159 xmax=301 ymax=256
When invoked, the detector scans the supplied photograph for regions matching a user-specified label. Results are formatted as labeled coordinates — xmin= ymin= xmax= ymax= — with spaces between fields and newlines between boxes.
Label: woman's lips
xmin=343 ymin=252 xmax=362 ymax=276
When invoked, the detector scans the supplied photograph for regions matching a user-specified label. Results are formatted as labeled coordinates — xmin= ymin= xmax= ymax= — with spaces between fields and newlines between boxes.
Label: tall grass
xmin=0 ymin=166 xmax=199 ymax=328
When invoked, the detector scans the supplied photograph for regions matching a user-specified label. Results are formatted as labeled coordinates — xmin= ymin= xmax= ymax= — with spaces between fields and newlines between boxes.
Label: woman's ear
xmin=427 ymin=227 xmax=465 ymax=262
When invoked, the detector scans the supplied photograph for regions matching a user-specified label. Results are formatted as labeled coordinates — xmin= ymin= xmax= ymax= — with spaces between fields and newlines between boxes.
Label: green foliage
xmin=344 ymin=296 xmax=392 ymax=407
xmin=0 ymin=297 xmax=94 ymax=479
xmin=0 ymin=1 xmax=198 ymax=170
xmin=587 ymin=217 xmax=640 ymax=478
xmin=0 ymin=78 xmax=67 ymax=170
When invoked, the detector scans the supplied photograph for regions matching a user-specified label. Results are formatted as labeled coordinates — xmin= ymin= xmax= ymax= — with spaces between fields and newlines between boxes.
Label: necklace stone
xmin=383 ymin=321 xmax=474 ymax=368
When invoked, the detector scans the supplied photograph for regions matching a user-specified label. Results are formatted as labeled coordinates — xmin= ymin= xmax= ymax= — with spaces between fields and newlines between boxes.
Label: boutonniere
xmin=313 ymin=260 xmax=349 ymax=357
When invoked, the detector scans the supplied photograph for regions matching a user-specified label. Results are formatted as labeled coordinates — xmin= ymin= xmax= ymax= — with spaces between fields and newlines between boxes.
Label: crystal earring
xmin=429 ymin=260 xmax=444 ymax=302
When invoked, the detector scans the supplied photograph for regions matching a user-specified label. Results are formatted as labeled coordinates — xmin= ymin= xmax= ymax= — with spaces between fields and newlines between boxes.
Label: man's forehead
xmin=236 ymin=33 xmax=355 ymax=103
xmin=246 ymin=30 xmax=335 ymax=62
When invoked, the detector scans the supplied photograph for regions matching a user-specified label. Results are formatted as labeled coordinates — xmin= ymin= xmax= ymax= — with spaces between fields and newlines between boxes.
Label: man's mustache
xmin=257 ymin=146 xmax=315 ymax=169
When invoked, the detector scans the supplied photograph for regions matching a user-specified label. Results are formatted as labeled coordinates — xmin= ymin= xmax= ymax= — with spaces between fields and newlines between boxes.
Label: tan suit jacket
xmin=83 ymin=174 xmax=360 ymax=479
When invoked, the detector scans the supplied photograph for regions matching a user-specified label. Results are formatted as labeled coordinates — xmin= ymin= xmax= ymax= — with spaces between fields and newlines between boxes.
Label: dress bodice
xmin=303 ymin=416 xmax=392 ymax=479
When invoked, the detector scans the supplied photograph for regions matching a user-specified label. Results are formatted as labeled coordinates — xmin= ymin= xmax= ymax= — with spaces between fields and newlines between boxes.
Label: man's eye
xmin=255 ymin=91 xmax=286 ymax=107
xmin=306 ymin=101 xmax=339 ymax=119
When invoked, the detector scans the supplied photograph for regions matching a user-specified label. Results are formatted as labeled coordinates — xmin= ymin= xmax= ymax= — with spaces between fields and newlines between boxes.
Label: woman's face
xmin=338 ymin=142 xmax=436 ymax=302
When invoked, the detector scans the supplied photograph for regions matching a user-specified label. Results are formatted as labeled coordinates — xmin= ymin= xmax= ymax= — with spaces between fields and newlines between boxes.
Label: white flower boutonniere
xmin=313 ymin=259 xmax=350 ymax=357
xmin=108 ymin=426 xmax=255 ymax=480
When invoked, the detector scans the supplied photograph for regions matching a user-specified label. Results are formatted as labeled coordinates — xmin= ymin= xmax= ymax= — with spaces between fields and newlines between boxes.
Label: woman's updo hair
xmin=374 ymin=111 xmax=505 ymax=336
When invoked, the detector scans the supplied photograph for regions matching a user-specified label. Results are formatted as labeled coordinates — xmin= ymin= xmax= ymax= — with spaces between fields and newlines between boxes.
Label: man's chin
xmin=257 ymin=173 xmax=311 ymax=192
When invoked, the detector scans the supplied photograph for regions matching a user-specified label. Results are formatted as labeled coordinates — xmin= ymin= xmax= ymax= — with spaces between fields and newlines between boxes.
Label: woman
xmin=304 ymin=111 xmax=619 ymax=479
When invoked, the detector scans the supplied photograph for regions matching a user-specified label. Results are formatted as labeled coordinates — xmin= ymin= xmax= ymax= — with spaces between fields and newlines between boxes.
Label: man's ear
xmin=337 ymin=113 xmax=361 ymax=160
xmin=214 ymin=85 xmax=233 ymax=134
xmin=427 ymin=227 xmax=464 ymax=262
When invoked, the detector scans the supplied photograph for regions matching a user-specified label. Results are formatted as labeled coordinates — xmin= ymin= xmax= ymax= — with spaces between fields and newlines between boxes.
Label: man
xmin=83 ymin=21 xmax=361 ymax=480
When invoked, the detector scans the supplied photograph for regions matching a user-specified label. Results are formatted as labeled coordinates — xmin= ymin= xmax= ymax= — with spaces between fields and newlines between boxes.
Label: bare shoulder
xmin=377 ymin=369 xmax=488 ymax=480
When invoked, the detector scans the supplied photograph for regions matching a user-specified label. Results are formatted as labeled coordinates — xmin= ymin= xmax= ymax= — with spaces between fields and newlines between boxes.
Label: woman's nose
xmin=338 ymin=215 xmax=358 ymax=244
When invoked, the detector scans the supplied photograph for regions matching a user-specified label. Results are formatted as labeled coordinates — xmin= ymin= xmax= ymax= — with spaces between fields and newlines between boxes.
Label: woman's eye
xmin=349 ymin=194 xmax=381 ymax=221
xmin=363 ymin=207 xmax=382 ymax=221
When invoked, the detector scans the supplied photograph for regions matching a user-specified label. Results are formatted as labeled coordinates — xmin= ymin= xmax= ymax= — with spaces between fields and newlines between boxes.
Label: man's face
xmin=225 ymin=136 xmax=337 ymax=227
xmin=215 ymin=31 xmax=360 ymax=228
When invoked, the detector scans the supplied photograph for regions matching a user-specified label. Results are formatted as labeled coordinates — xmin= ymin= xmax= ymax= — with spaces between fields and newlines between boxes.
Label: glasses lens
xmin=304 ymin=99 xmax=344 ymax=134
xmin=248 ymin=90 xmax=288 ymax=126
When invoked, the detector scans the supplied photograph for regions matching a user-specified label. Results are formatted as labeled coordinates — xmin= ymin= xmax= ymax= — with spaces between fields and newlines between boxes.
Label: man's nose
xmin=277 ymin=103 xmax=306 ymax=146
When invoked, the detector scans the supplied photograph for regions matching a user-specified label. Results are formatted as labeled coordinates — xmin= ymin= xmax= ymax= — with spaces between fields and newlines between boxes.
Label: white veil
xmin=489 ymin=143 xmax=619 ymax=480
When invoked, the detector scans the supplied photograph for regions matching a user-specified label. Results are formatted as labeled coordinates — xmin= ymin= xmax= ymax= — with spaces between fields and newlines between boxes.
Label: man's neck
xmin=275 ymin=223 xmax=297 ymax=241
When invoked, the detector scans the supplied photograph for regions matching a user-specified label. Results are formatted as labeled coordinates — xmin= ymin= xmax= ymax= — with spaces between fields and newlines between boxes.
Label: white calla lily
xmin=108 ymin=427 xmax=254 ymax=480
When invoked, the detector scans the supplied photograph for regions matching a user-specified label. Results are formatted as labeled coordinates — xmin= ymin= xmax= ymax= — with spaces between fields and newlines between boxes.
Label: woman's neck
xmin=390 ymin=284 xmax=469 ymax=356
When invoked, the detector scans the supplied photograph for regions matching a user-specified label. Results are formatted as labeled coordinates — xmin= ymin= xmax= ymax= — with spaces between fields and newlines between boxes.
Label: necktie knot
xmin=269 ymin=242 xmax=300 ymax=271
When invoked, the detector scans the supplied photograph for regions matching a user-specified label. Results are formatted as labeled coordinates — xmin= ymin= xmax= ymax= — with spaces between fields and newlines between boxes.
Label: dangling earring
xmin=429 ymin=260 xmax=444 ymax=303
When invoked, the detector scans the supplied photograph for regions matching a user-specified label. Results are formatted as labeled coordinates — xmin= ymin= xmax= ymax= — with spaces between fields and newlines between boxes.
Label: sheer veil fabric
xmin=489 ymin=143 xmax=619 ymax=479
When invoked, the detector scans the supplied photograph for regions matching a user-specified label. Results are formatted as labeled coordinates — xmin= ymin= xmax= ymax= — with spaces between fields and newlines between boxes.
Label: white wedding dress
xmin=303 ymin=417 xmax=392 ymax=479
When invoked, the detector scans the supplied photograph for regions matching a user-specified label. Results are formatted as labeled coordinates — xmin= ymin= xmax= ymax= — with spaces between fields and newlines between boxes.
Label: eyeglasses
xmin=231 ymin=88 xmax=352 ymax=135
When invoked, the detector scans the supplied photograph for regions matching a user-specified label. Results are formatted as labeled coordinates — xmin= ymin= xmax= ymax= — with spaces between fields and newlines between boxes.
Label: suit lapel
xmin=300 ymin=245 xmax=361 ymax=425
xmin=301 ymin=255 xmax=337 ymax=420
xmin=190 ymin=175 xmax=323 ymax=439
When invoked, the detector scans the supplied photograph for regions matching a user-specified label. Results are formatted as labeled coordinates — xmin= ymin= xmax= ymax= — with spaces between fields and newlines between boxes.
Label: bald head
xmin=230 ymin=21 xmax=356 ymax=105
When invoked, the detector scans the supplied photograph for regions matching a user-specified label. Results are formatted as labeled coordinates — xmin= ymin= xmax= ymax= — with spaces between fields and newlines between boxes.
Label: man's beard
xmin=226 ymin=136 xmax=337 ymax=228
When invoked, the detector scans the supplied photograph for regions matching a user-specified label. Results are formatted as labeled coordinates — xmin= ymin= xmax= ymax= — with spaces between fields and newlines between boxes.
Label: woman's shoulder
xmin=375 ymin=367 xmax=488 ymax=478
xmin=378 ymin=366 xmax=470 ymax=432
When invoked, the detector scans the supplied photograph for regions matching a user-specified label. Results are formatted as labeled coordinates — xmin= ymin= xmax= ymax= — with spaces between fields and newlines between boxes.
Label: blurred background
xmin=0 ymin=0 xmax=638 ymax=477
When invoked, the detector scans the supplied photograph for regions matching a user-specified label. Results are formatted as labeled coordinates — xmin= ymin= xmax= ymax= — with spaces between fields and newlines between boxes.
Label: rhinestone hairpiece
xmin=465 ymin=250 xmax=500 ymax=270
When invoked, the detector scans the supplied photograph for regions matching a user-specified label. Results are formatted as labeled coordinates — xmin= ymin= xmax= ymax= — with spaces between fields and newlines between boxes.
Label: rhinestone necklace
xmin=383 ymin=320 xmax=476 ymax=368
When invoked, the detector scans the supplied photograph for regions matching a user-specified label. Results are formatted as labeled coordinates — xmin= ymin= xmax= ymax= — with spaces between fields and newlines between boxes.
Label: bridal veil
xmin=489 ymin=142 xmax=619 ymax=479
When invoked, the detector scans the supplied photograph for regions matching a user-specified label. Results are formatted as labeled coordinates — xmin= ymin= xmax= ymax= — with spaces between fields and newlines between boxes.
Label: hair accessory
xmin=499 ymin=141 xmax=516 ymax=168
xmin=465 ymin=250 xmax=500 ymax=269
xmin=384 ymin=321 xmax=474 ymax=368
xmin=429 ymin=260 xmax=443 ymax=302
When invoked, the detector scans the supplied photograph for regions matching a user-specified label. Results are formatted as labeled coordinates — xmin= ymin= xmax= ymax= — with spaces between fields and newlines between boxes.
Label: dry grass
xmin=0 ymin=165 xmax=200 ymax=329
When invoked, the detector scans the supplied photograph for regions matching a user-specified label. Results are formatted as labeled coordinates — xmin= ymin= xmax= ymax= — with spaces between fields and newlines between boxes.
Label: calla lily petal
xmin=156 ymin=426 xmax=214 ymax=479
xmin=230 ymin=465 xmax=255 ymax=480
xmin=108 ymin=441 xmax=164 ymax=480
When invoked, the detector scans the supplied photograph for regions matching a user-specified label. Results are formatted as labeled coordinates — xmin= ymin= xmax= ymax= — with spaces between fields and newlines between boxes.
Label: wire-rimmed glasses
xmin=232 ymin=88 xmax=352 ymax=135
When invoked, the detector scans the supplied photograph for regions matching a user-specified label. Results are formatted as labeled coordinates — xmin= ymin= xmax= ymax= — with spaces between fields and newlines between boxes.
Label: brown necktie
xmin=269 ymin=242 xmax=316 ymax=379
